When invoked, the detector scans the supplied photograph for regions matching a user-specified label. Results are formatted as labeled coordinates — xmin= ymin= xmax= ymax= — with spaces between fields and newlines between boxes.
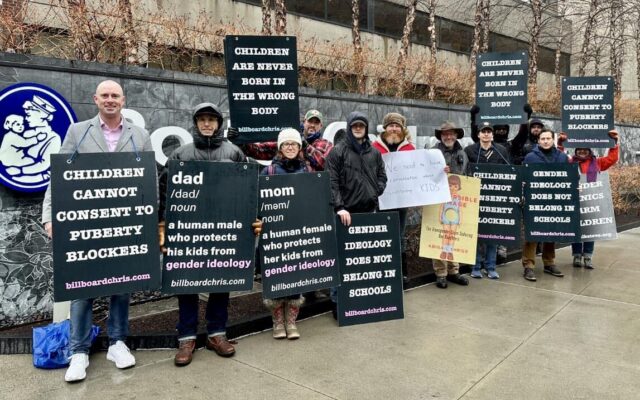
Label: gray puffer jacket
xmin=159 ymin=103 xmax=246 ymax=218
xmin=430 ymin=140 xmax=469 ymax=175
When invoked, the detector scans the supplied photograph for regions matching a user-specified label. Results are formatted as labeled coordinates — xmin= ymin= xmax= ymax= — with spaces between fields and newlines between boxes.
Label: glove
xmin=558 ymin=132 xmax=567 ymax=145
xmin=158 ymin=221 xmax=167 ymax=254
xmin=470 ymin=105 xmax=479 ymax=124
xmin=524 ymin=103 xmax=533 ymax=119
xmin=608 ymin=130 xmax=619 ymax=143
xmin=252 ymin=219 xmax=263 ymax=236
xmin=227 ymin=126 xmax=239 ymax=142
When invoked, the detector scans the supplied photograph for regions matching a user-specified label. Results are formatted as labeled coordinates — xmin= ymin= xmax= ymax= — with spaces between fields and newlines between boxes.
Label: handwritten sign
xmin=378 ymin=149 xmax=450 ymax=210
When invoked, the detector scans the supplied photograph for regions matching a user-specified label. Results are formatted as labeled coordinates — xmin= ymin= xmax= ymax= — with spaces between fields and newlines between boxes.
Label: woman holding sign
xmin=558 ymin=130 xmax=619 ymax=269
xmin=261 ymin=128 xmax=313 ymax=340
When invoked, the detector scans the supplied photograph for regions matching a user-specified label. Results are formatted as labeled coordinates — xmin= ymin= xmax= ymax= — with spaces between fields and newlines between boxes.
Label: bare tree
xmin=578 ymin=0 xmax=599 ymax=77
xmin=425 ymin=0 xmax=438 ymax=101
xmin=262 ymin=0 xmax=273 ymax=35
xmin=397 ymin=0 xmax=418 ymax=97
xmin=553 ymin=0 xmax=567 ymax=93
xmin=469 ymin=0 xmax=484 ymax=77
xmin=609 ymin=0 xmax=624 ymax=96
xmin=274 ymin=0 xmax=286 ymax=35
xmin=480 ymin=0 xmax=490 ymax=53
xmin=351 ymin=0 xmax=366 ymax=94
xmin=66 ymin=0 xmax=99 ymax=61
xmin=528 ymin=0 xmax=542 ymax=99
xmin=118 ymin=0 xmax=138 ymax=64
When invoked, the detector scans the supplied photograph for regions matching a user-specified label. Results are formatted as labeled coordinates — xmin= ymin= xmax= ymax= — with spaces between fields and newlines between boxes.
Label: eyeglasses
xmin=281 ymin=142 xmax=300 ymax=148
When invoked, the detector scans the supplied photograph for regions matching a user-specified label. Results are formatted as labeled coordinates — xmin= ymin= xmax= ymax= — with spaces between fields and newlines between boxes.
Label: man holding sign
xmin=42 ymin=80 xmax=150 ymax=382
xmin=158 ymin=103 xmax=262 ymax=366
xmin=372 ymin=112 xmax=415 ymax=284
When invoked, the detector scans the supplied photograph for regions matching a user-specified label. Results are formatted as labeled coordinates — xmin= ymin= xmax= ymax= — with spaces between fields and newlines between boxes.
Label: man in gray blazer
xmin=42 ymin=80 xmax=152 ymax=382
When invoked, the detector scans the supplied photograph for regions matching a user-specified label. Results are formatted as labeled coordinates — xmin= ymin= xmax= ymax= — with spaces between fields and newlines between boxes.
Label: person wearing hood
xmin=372 ymin=112 xmax=415 ymax=285
xmin=509 ymin=104 xmax=545 ymax=165
xmin=464 ymin=122 xmax=510 ymax=279
xmin=260 ymin=128 xmax=313 ymax=339
xmin=521 ymin=128 xmax=568 ymax=282
xmin=228 ymin=109 xmax=333 ymax=171
xmin=158 ymin=102 xmax=261 ymax=367
xmin=428 ymin=121 xmax=470 ymax=289
xmin=469 ymin=104 xmax=520 ymax=156
xmin=558 ymin=130 xmax=620 ymax=269
xmin=326 ymin=112 xmax=387 ymax=316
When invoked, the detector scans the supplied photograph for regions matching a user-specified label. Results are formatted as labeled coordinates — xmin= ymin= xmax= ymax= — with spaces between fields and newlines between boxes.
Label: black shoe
xmin=436 ymin=277 xmax=448 ymax=289
xmin=446 ymin=273 xmax=469 ymax=286
xmin=523 ymin=268 xmax=537 ymax=281
xmin=544 ymin=265 xmax=564 ymax=277
xmin=331 ymin=302 xmax=337 ymax=320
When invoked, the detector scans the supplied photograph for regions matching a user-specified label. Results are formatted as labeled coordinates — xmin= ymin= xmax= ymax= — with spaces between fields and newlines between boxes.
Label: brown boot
xmin=174 ymin=339 xmax=196 ymax=366
xmin=264 ymin=299 xmax=286 ymax=339
xmin=205 ymin=335 xmax=235 ymax=357
xmin=285 ymin=298 xmax=304 ymax=340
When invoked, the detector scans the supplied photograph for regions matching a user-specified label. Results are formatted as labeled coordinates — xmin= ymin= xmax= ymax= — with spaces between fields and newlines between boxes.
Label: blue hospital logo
xmin=0 ymin=83 xmax=76 ymax=192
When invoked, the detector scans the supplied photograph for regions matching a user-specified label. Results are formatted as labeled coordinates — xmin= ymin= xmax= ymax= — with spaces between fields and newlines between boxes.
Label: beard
xmin=384 ymin=132 xmax=403 ymax=145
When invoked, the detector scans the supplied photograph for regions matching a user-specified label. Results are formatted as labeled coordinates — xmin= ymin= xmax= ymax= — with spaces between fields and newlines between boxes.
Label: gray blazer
xmin=41 ymin=114 xmax=152 ymax=223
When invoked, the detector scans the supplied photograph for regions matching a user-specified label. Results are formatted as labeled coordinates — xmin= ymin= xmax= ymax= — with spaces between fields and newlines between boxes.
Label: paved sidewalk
xmin=2 ymin=228 xmax=639 ymax=400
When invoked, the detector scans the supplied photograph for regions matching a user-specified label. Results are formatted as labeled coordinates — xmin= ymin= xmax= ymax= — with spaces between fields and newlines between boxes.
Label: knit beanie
xmin=277 ymin=128 xmax=302 ymax=149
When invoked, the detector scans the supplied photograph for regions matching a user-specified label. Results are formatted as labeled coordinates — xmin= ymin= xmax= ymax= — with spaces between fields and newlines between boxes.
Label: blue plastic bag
xmin=33 ymin=320 xmax=100 ymax=369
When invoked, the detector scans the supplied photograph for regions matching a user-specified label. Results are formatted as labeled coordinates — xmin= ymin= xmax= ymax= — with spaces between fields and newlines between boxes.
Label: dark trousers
xmin=176 ymin=292 xmax=230 ymax=340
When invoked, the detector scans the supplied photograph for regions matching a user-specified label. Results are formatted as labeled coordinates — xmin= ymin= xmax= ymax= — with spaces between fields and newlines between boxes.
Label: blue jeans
xmin=571 ymin=241 xmax=595 ymax=256
xmin=70 ymin=294 xmax=130 ymax=354
xmin=473 ymin=243 xmax=498 ymax=271
xmin=177 ymin=293 xmax=229 ymax=340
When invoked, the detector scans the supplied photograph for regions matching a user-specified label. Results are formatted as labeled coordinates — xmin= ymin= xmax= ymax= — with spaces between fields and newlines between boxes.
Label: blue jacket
xmin=523 ymin=145 xmax=568 ymax=164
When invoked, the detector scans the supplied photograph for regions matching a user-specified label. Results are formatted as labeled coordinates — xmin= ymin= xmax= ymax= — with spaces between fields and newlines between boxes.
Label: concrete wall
xmin=0 ymin=52 xmax=638 ymax=328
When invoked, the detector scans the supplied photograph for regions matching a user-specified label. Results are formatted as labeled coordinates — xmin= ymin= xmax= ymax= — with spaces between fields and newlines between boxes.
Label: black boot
xmin=446 ymin=273 xmax=469 ymax=286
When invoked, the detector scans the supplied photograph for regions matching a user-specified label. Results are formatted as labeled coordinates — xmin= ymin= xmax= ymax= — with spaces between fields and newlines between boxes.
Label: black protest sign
xmin=162 ymin=161 xmax=259 ymax=293
xmin=476 ymin=51 xmax=528 ymax=125
xmin=225 ymin=35 xmax=299 ymax=144
xmin=471 ymin=164 xmax=523 ymax=246
xmin=579 ymin=172 xmax=617 ymax=242
xmin=51 ymin=152 xmax=160 ymax=301
xmin=562 ymin=76 xmax=615 ymax=148
xmin=523 ymin=163 xmax=581 ymax=242
xmin=336 ymin=213 xmax=404 ymax=327
xmin=258 ymin=172 xmax=339 ymax=299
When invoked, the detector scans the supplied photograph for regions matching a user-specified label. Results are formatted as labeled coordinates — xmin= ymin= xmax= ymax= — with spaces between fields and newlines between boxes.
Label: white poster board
xmin=378 ymin=149 xmax=451 ymax=210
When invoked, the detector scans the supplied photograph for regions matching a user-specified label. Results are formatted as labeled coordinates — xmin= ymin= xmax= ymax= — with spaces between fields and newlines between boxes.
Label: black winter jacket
xmin=326 ymin=112 xmax=387 ymax=213
xmin=464 ymin=142 xmax=510 ymax=169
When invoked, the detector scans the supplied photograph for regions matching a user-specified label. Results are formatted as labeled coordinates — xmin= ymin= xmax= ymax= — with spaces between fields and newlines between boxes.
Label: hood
xmin=528 ymin=118 xmax=544 ymax=142
xmin=192 ymin=102 xmax=224 ymax=137
xmin=346 ymin=111 xmax=370 ymax=153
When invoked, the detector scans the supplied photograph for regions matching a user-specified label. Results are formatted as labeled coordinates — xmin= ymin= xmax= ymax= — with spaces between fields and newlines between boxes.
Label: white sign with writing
xmin=378 ymin=149 xmax=450 ymax=210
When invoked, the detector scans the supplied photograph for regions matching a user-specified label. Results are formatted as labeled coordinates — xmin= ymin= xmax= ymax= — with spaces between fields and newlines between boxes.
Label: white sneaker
xmin=106 ymin=340 xmax=136 ymax=369
xmin=65 ymin=353 xmax=89 ymax=382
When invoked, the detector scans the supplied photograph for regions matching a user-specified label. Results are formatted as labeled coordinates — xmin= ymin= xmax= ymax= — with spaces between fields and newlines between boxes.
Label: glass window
xmin=286 ymin=0 xmax=325 ymax=19
xmin=411 ymin=11 xmax=431 ymax=46
xmin=327 ymin=0 xmax=367 ymax=27
xmin=371 ymin=0 xmax=405 ymax=38
xmin=437 ymin=18 xmax=473 ymax=53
